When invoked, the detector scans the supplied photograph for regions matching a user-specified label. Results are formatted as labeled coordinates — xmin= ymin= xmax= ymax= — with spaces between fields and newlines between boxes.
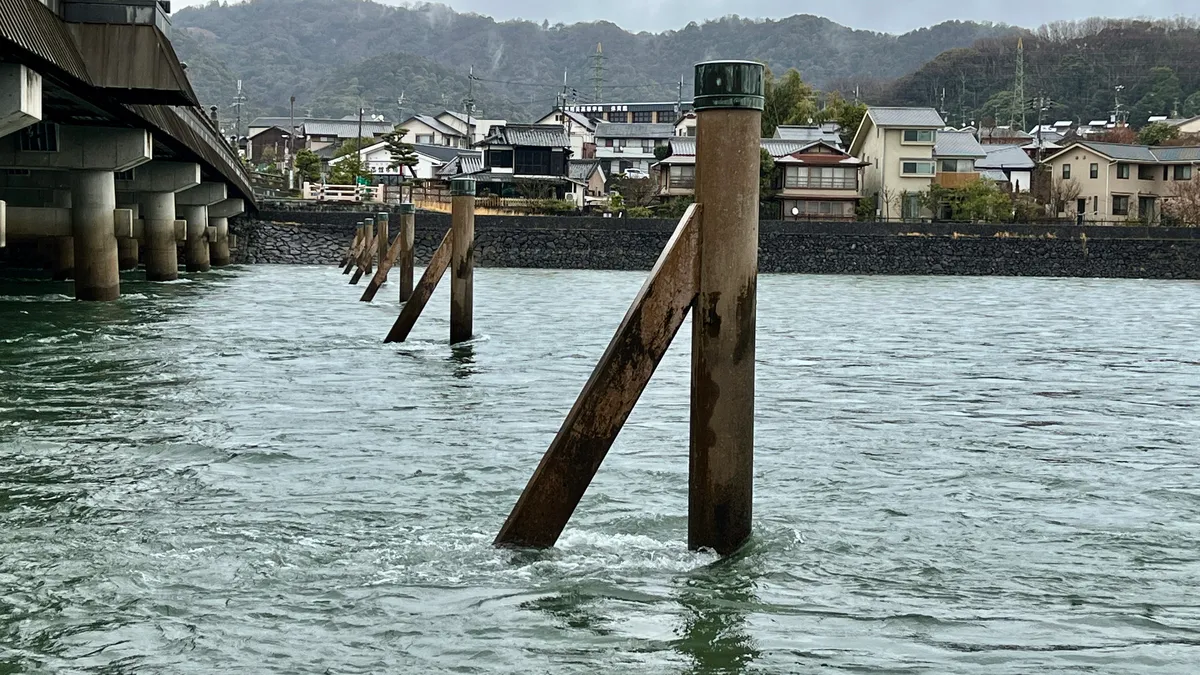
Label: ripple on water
xmin=1 ymin=269 xmax=1199 ymax=673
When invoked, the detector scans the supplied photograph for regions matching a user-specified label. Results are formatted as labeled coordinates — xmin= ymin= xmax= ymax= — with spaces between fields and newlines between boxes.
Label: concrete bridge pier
xmin=176 ymin=183 xmax=227 ymax=273
xmin=70 ymin=170 xmax=120 ymax=300
xmin=207 ymin=198 xmax=245 ymax=267
xmin=116 ymin=202 xmax=140 ymax=270
xmin=119 ymin=162 xmax=202 ymax=281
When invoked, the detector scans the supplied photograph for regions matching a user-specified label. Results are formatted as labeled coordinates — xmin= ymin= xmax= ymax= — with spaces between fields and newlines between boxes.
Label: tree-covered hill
xmin=880 ymin=18 xmax=1200 ymax=128
xmin=170 ymin=0 xmax=1020 ymax=131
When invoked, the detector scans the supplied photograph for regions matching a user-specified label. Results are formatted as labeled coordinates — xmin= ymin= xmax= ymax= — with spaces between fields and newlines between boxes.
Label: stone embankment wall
xmin=231 ymin=210 xmax=1200 ymax=279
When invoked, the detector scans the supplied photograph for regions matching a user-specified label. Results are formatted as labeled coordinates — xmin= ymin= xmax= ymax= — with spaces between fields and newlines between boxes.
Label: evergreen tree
xmin=762 ymin=68 xmax=817 ymax=137
xmin=295 ymin=148 xmax=322 ymax=183
xmin=383 ymin=126 xmax=420 ymax=180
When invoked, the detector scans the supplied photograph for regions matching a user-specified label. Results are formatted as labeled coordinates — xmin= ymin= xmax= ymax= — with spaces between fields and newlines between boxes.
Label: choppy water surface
xmin=1 ymin=266 xmax=1199 ymax=673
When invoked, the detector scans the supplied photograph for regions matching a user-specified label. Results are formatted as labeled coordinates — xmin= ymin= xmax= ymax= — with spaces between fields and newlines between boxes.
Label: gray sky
xmin=176 ymin=0 xmax=1194 ymax=33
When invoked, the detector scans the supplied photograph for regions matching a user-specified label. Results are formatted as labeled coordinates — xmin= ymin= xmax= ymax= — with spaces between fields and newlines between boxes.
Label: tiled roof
xmin=868 ymin=107 xmax=945 ymax=128
xmin=661 ymin=138 xmax=842 ymax=162
xmin=1075 ymin=142 xmax=1159 ymax=162
xmin=569 ymin=159 xmax=601 ymax=181
xmin=594 ymin=122 xmax=675 ymax=139
xmin=560 ymin=109 xmax=597 ymax=130
xmin=411 ymin=144 xmax=465 ymax=162
xmin=1151 ymin=146 xmax=1200 ymax=162
xmin=979 ymin=169 xmax=1010 ymax=182
xmin=435 ymin=152 xmax=483 ymax=177
xmin=302 ymin=120 xmax=394 ymax=138
xmin=934 ymin=131 xmax=987 ymax=158
xmin=976 ymin=145 xmax=1035 ymax=170
xmin=481 ymin=124 xmax=570 ymax=147
xmin=774 ymin=125 xmax=843 ymax=145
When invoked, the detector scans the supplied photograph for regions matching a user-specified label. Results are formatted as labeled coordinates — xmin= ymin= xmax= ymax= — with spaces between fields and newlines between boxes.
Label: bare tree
xmin=1048 ymin=176 xmax=1082 ymax=216
xmin=1163 ymin=176 xmax=1200 ymax=226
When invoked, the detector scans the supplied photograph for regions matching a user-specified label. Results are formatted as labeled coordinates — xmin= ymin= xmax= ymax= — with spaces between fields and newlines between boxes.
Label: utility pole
xmin=676 ymin=76 xmax=683 ymax=115
xmin=464 ymin=66 xmax=476 ymax=145
xmin=231 ymin=79 xmax=246 ymax=152
xmin=397 ymin=91 xmax=405 ymax=125
xmin=289 ymin=94 xmax=296 ymax=189
xmin=357 ymin=106 xmax=364 ymax=183
xmin=1113 ymin=84 xmax=1126 ymax=125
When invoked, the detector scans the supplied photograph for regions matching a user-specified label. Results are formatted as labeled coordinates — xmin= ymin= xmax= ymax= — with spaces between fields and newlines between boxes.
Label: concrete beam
xmin=207 ymin=198 xmax=244 ymax=219
xmin=3 ymin=207 xmax=134 ymax=239
xmin=115 ymin=161 xmax=201 ymax=193
xmin=0 ymin=64 xmax=42 ymax=138
xmin=176 ymin=182 xmax=226 ymax=206
xmin=0 ymin=126 xmax=151 ymax=172
xmin=0 ymin=200 xmax=5 ymax=248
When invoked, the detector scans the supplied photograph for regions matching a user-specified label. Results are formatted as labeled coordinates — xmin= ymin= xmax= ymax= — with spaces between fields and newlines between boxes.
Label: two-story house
xmin=534 ymin=108 xmax=597 ymax=159
xmin=329 ymin=142 xmax=470 ymax=185
xmin=563 ymin=101 xmax=691 ymax=125
xmin=1041 ymin=141 xmax=1200 ymax=223
xmin=436 ymin=111 xmax=507 ymax=146
xmin=472 ymin=124 xmax=574 ymax=198
xmin=654 ymin=138 xmax=867 ymax=220
xmin=594 ymin=122 xmax=674 ymax=177
xmin=301 ymin=117 xmax=394 ymax=152
xmin=396 ymin=114 xmax=470 ymax=148
xmin=933 ymin=131 xmax=987 ymax=188
xmin=850 ymin=106 xmax=947 ymax=220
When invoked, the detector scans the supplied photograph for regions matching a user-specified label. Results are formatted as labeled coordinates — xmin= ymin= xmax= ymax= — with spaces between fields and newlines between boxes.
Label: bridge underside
xmin=0 ymin=0 xmax=254 ymax=299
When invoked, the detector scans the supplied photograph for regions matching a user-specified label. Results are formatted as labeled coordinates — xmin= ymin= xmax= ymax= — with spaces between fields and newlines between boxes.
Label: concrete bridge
xmin=0 ymin=0 xmax=254 ymax=300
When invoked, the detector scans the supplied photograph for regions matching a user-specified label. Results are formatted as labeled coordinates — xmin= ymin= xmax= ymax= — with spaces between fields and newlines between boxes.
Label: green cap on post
xmin=450 ymin=178 xmax=476 ymax=196
xmin=376 ymin=212 xmax=389 ymax=222
xmin=693 ymin=60 xmax=765 ymax=111
xmin=398 ymin=203 xmax=416 ymax=215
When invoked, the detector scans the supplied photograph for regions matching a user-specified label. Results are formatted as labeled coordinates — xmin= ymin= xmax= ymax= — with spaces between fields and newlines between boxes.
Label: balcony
xmin=668 ymin=177 xmax=695 ymax=190
xmin=934 ymin=172 xmax=980 ymax=188
xmin=782 ymin=177 xmax=858 ymax=191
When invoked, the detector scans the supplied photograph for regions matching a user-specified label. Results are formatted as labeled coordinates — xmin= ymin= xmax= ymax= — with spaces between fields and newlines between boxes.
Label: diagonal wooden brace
xmin=342 ymin=231 xmax=364 ymax=274
xmin=494 ymin=205 xmax=701 ymax=549
xmin=360 ymin=232 xmax=404 ymax=302
xmin=383 ymin=228 xmax=453 ymax=343
xmin=349 ymin=234 xmax=377 ymax=285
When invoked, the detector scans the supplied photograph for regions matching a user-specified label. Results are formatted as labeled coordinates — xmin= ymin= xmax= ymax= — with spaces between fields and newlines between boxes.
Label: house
xmin=396 ymin=114 xmax=469 ymax=148
xmin=563 ymin=101 xmax=691 ymax=125
xmin=654 ymin=137 xmax=868 ymax=220
xmin=567 ymin=159 xmax=606 ymax=208
xmin=933 ymin=131 xmax=987 ymax=187
xmin=1163 ymin=116 xmax=1200 ymax=136
xmin=328 ymin=142 xmax=468 ymax=184
xmin=534 ymin=108 xmax=598 ymax=159
xmin=850 ymin=106 xmax=947 ymax=219
xmin=978 ymin=126 xmax=1033 ymax=146
xmin=435 ymin=152 xmax=484 ymax=181
xmin=1040 ymin=141 xmax=1200 ymax=223
xmin=674 ymin=113 xmax=697 ymax=137
xmin=301 ymin=117 xmax=393 ymax=152
xmin=245 ymin=125 xmax=293 ymax=164
xmin=436 ymin=111 xmax=507 ymax=146
xmin=594 ymin=122 xmax=674 ymax=177
xmin=976 ymin=145 xmax=1036 ymax=192
xmin=774 ymin=123 xmax=843 ymax=148
xmin=471 ymin=124 xmax=574 ymax=198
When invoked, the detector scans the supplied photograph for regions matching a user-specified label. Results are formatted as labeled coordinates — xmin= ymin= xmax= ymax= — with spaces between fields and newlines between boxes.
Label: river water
xmin=1 ymin=266 xmax=1199 ymax=673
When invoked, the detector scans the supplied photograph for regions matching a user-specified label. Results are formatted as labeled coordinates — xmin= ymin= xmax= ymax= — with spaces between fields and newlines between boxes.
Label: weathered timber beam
xmin=361 ymin=232 xmax=403 ymax=302
xmin=494 ymin=204 xmax=701 ymax=549
xmin=383 ymin=227 xmax=453 ymax=344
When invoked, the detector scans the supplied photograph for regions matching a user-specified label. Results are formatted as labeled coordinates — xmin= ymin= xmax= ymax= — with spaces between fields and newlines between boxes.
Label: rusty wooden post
xmin=376 ymin=212 xmax=389 ymax=280
xmin=362 ymin=217 xmax=375 ymax=276
xmin=688 ymin=60 xmax=763 ymax=555
xmin=360 ymin=213 xmax=401 ymax=302
xmin=383 ymin=228 xmax=452 ymax=343
xmin=494 ymin=205 xmax=700 ymax=548
xmin=398 ymin=203 xmax=415 ymax=302
xmin=342 ymin=223 xmax=363 ymax=274
xmin=449 ymin=178 xmax=475 ymax=344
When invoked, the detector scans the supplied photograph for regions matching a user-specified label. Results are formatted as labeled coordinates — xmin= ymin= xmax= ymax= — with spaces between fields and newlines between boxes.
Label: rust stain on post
xmin=398 ymin=206 xmax=415 ymax=302
xmin=450 ymin=188 xmax=475 ymax=345
xmin=688 ymin=71 xmax=762 ymax=555
xmin=494 ymin=205 xmax=701 ymax=549
xmin=383 ymin=228 xmax=453 ymax=343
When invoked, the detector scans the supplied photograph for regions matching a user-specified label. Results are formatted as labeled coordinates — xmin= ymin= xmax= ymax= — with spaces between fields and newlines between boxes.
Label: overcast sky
xmin=177 ymin=0 xmax=1194 ymax=33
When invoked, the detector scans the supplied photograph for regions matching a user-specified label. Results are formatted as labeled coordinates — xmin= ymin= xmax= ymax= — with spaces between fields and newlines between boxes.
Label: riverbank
xmin=230 ymin=211 xmax=1200 ymax=279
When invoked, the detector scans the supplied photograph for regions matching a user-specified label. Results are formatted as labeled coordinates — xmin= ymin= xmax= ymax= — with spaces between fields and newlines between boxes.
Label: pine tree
xmin=383 ymin=126 xmax=420 ymax=180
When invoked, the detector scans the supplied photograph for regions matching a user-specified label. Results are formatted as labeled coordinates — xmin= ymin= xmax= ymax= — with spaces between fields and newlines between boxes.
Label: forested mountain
xmin=171 ymin=0 xmax=1018 ymax=131
xmin=880 ymin=18 xmax=1200 ymax=128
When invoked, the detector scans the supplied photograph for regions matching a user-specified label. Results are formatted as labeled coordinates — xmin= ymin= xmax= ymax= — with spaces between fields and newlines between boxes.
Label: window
xmin=784 ymin=166 xmax=856 ymax=189
xmin=19 ymin=122 xmax=58 ymax=151
xmin=1090 ymin=163 xmax=1099 ymax=179
xmin=1093 ymin=196 xmax=1099 ymax=213
xmin=632 ymin=111 xmax=653 ymax=124
xmin=487 ymin=149 xmax=513 ymax=169
xmin=669 ymin=165 xmax=695 ymax=189
xmin=902 ymin=129 xmax=935 ymax=143
xmin=608 ymin=111 xmax=628 ymax=123
xmin=786 ymin=200 xmax=854 ymax=219
xmin=114 ymin=169 xmax=135 ymax=181
xmin=1175 ymin=165 xmax=1193 ymax=180
xmin=1113 ymin=195 xmax=1130 ymax=216
xmin=1138 ymin=164 xmax=1156 ymax=180
xmin=902 ymin=194 xmax=922 ymax=220
xmin=901 ymin=160 xmax=936 ymax=176
xmin=1062 ymin=164 xmax=1071 ymax=179
xmin=1117 ymin=163 xmax=1130 ymax=179
xmin=515 ymin=148 xmax=551 ymax=175
xmin=416 ymin=134 xmax=433 ymax=144
xmin=939 ymin=159 xmax=973 ymax=173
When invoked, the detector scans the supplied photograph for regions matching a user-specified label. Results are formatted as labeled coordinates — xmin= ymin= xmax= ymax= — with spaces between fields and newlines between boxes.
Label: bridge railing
xmin=301 ymin=182 xmax=384 ymax=203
